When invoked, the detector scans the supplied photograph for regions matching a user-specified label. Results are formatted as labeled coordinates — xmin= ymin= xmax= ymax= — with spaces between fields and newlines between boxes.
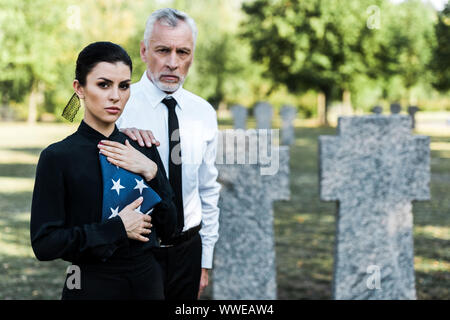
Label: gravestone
xmin=230 ymin=104 xmax=248 ymax=130
xmin=371 ymin=106 xmax=383 ymax=115
xmin=390 ymin=103 xmax=401 ymax=114
xmin=319 ymin=115 xmax=430 ymax=300
xmin=254 ymin=102 xmax=273 ymax=129
xmin=407 ymin=106 xmax=420 ymax=129
xmin=280 ymin=105 xmax=297 ymax=145
xmin=213 ymin=129 xmax=290 ymax=299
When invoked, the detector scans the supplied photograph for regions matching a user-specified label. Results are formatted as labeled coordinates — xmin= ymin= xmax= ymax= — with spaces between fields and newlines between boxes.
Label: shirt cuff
xmin=201 ymin=244 xmax=215 ymax=269
xmin=103 ymin=216 xmax=128 ymax=243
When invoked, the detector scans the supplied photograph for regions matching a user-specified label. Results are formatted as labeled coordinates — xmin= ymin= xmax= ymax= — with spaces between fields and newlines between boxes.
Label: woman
xmin=30 ymin=41 xmax=177 ymax=299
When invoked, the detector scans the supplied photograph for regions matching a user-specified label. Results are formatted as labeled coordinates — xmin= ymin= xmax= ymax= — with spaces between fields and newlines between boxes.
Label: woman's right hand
xmin=118 ymin=197 xmax=152 ymax=242
xmin=98 ymin=139 xmax=158 ymax=182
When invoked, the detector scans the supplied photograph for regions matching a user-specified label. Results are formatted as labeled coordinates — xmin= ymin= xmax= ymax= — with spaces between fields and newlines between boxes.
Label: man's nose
xmin=166 ymin=51 xmax=179 ymax=70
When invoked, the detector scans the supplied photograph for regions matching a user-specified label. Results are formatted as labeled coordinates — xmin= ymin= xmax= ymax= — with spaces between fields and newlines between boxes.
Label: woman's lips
xmin=105 ymin=107 xmax=121 ymax=115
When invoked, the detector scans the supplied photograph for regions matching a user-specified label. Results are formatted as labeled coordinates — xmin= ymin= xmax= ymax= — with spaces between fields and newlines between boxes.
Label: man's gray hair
xmin=143 ymin=8 xmax=198 ymax=49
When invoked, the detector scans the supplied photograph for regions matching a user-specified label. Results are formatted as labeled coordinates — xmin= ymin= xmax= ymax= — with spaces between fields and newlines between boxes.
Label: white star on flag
xmin=134 ymin=205 xmax=143 ymax=214
xmin=134 ymin=178 xmax=149 ymax=195
xmin=111 ymin=178 xmax=125 ymax=195
xmin=108 ymin=206 xmax=119 ymax=219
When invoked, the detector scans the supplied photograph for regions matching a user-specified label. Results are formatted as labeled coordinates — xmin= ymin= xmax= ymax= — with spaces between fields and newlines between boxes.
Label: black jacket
xmin=30 ymin=120 xmax=177 ymax=264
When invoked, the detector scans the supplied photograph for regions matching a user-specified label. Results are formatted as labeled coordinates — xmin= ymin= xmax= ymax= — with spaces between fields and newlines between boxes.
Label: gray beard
xmin=148 ymin=71 xmax=185 ymax=93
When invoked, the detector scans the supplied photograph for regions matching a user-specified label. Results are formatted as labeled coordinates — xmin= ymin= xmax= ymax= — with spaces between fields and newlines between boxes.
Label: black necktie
xmin=162 ymin=97 xmax=184 ymax=234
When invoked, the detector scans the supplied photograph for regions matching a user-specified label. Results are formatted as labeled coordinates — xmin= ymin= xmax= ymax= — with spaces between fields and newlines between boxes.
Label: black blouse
xmin=30 ymin=120 xmax=177 ymax=264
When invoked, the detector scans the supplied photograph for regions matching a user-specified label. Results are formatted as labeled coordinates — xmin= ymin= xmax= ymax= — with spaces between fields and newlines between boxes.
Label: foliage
xmin=240 ymin=0 xmax=442 ymax=113
xmin=241 ymin=1 xmax=384 ymax=105
xmin=431 ymin=1 xmax=450 ymax=92
xmin=0 ymin=0 xmax=448 ymax=121
xmin=0 ymin=0 xmax=67 ymax=103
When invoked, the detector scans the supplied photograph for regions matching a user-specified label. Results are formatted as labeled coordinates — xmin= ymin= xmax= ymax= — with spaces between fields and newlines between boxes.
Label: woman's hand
xmin=118 ymin=197 xmax=152 ymax=242
xmin=98 ymin=139 xmax=157 ymax=181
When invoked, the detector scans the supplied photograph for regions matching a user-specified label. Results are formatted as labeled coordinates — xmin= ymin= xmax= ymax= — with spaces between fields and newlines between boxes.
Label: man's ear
xmin=73 ymin=80 xmax=84 ymax=99
xmin=140 ymin=41 xmax=147 ymax=63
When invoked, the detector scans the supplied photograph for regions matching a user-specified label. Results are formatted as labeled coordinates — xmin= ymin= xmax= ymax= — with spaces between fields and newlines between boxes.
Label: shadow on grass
xmin=416 ymin=270 xmax=450 ymax=299
xmin=0 ymin=217 xmax=32 ymax=249
xmin=0 ymin=192 xmax=33 ymax=214
xmin=0 ymin=252 xmax=68 ymax=300
xmin=0 ymin=163 xmax=36 ymax=178
xmin=3 ymin=147 xmax=44 ymax=157
xmin=429 ymin=136 xmax=450 ymax=143
xmin=414 ymin=236 xmax=450 ymax=261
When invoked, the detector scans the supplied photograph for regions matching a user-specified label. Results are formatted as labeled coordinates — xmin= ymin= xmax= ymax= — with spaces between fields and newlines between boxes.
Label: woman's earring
xmin=61 ymin=92 xmax=81 ymax=122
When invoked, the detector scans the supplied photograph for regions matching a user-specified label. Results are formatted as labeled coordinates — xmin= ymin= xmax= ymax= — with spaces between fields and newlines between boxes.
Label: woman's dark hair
xmin=75 ymin=41 xmax=132 ymax=86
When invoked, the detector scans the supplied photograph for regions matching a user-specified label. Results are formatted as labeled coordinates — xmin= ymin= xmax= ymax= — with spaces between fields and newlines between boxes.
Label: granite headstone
xmin=280 ymin=105 xmax=297 ymax=145
xmin=319 ymin=115 xmax=430 ymax=300
xmin=231 ymin=104 xmax=248 ymax=130
xmin=390 ymin=103 xmax=401 ymax=114
xmin=371 ymin=106 xmax=383 ymax=115
xmin=407 ymin=106 xmax=420 ymax=129
xmin=213 ymin=129 xmax=290 ymax=299
xmin=254 ymin=102 xmax=273 ymax=129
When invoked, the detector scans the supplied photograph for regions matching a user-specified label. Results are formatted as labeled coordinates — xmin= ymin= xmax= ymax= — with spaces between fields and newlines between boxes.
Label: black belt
xmin=160 ymin=224 xmax=201 ymax=247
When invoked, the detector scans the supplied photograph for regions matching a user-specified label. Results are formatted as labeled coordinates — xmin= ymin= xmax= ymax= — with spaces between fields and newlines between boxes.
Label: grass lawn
xmin=0 ymin=120 xmax=448 ymax=299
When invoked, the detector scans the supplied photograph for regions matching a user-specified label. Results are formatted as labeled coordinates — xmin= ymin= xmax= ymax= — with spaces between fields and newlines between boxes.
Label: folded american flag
xmin=99 ymin=153 xmax=162 ymax=221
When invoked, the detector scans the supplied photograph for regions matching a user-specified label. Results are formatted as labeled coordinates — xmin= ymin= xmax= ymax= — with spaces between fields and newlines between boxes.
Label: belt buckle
xmin=159 ymin=239 xmax=174 ymax=248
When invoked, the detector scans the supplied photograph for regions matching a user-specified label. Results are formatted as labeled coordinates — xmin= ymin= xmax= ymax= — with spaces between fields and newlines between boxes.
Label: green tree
xmin=241 ymin=0 xmax=384 ymax=125
xmin=0 ymin=0 xmax=69 ymax=122
xmin=431 ymin=1 xmax=450 ymax=92
xmin=0 ymin=0 xmax=151 ymax=122
xmin=373 ymin=0 xmax=436 ymax=103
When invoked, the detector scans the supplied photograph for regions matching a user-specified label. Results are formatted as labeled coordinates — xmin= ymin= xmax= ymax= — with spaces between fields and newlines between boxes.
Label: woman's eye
xmin=120 ymin=83 xmax=130 ymax=90
xmin=98 ymin=82 xmax=109 ymax=88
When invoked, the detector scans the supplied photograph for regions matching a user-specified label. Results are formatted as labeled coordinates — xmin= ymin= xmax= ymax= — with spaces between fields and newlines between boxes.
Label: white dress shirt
xmin=116 ymin=72 xmax=221 ymax=269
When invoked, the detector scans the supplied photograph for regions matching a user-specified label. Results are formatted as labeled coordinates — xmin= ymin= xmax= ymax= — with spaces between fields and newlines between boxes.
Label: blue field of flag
xmin=99 ymin=153 xmax=162 ymax=221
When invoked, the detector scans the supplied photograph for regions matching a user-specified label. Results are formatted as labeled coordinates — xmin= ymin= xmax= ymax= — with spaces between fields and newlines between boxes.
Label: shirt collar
xmin=140 ymin=71 xmax=184 ymax=110
xmin=77 ymin=120 xmax=121 ymax=143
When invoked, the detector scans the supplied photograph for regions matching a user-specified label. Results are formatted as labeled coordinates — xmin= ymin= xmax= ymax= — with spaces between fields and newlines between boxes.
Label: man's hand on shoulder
xmin=120 ymin=127 xmax=160 ymax=148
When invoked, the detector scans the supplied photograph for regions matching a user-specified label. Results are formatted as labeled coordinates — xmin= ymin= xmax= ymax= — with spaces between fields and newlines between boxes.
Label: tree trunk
xmin=407 ymin=87 xmax=417 ymax=106
xmin=324 ymin=87 xmax=332 ymax=126
xmin=27 ymin=81 xmax=44 ymax=124
xmin=217 ymin=100 xmax=228 ymax=119
xmin=1 ymin=91 xmax=8 ymax=121
xmin=317 ymin=92 xmax=326 ymax=126
xmin=342 ymin=90 xmax=352 ymax=115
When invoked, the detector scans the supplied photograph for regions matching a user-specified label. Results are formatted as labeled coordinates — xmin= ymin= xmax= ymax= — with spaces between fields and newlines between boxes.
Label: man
xmin=115 ymin=8 xmax=220 ymax=300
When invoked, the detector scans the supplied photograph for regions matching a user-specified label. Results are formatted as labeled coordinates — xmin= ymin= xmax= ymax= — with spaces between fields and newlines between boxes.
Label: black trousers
xmin=61 ymin=253 xmax=164 ymax=300
xmin=153 ymin=232 xmax=202 ymax=300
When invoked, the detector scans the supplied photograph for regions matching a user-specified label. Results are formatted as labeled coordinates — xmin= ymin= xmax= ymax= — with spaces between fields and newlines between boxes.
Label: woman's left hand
xmin=98 ymin=139 xmax=157 ymax=181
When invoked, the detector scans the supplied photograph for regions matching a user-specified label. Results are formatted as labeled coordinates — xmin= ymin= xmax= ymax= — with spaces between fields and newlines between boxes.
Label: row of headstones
xmin=231 ymin=103 xmax=297 ymax=145
xmin=371 ymin=103 xmax=420 ymax=128
xmin=213 ymin=114 xmax=430 ymax=300
xmin=232 ymin=103 xmax=421 ymax=142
